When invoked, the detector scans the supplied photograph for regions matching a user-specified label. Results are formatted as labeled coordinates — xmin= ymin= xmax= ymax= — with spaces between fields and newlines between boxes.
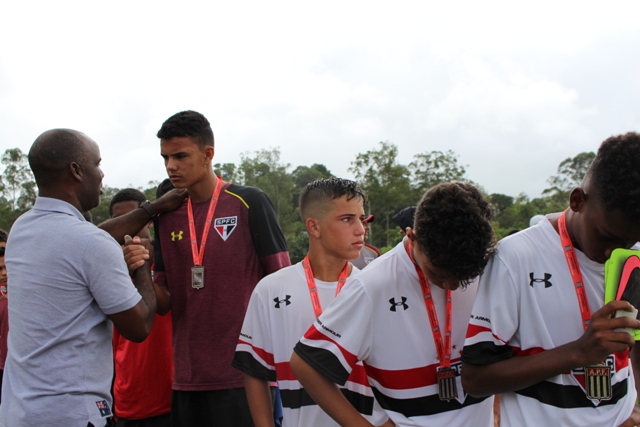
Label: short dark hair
xmin=156 ymin=110 xmax=214 ymax=148
xmin=299 ymin=178 xmax=366 ymax=221
xmin=0 ymin=246 xmax=5 ymax=257
xmin=589 ymin=132 xmax=640 ymax=222
xmin=393 ymin=206 xmax=417 ymax=231
xmin=28 ymin=129 xmax=86 ymax=189
xmin=414 ymin=182 xmax=496 ymax=286
xmin=109 ymin=188 xmax=147 ymax=217
xmin=156 ymin=178 xmax=174 ymax=199
xmin=0 ymin=230 xmax=7 ymax=243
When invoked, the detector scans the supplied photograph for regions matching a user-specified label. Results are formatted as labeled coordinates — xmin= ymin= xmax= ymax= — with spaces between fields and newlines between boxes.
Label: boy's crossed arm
xmin=290 ymin=353 xmax=394 ymax=427
xmin=462 ymin=299 xmax=640 ymax=397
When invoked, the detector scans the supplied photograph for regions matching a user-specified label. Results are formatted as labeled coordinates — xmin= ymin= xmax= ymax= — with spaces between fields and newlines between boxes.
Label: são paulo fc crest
xmin=215 ymin=216 xmax=237 ymax=241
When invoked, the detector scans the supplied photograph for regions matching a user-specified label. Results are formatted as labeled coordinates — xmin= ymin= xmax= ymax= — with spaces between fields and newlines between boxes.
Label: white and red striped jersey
xmin=294 ymin=242 xmax=493 ymax=427
xmin=463 ymin=218 xmax=637 ymax=426
xmin=233 ymin=262 xmax=388 ymax=427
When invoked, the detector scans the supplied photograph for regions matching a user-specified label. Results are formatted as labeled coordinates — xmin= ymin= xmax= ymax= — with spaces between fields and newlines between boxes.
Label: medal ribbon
xmin=405 ymin=241 xmax=453 ymax=369
xmin=187 ymin=176 xmax=223 ymax=267
xmin=558 ymin=210 xmax=591 ymax=331
xmin=302 ymin=255 xmax=349 ymax=319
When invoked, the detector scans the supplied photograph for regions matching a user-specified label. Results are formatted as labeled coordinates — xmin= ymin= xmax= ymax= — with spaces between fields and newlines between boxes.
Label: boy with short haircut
xmin=461 ymin=132 xmax=640 ymax=426
xmin=233 ymin=178 xmax=390 ymax=426
xmin=290 ymin=182 xmax=497 ymax=427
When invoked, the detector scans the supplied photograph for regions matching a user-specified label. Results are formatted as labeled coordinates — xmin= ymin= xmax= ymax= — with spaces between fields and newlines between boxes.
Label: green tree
xmin=237 ymin=148 xmax=297 ymax=235
xmin=349 ymin=142 xmax=413 ymax=248
xmin=290 ymin=164 xmax=334 ymax=212
xmin=409 ymin=149 xmax=468 ymax=195
xmin=0 ymin=148 xmax=36 ymax=211
xmin=89 ymin=186 xmax=121 ymax=224
xmin=214 ymin=163 xmax=238 ymax=183
xmin=291 ymin=164 xmax=334 ymax=189
xmin=543 ymin=151 xmax=595 ymax=196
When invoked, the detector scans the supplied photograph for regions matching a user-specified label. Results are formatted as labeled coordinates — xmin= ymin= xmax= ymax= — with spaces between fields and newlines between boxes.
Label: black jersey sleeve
xmin=227 ymin=184 xmax=289 ymax=257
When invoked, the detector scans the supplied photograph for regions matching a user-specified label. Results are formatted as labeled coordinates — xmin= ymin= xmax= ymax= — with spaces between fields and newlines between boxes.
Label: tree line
xmin=0 ymin=143 xmax=594 ymax=263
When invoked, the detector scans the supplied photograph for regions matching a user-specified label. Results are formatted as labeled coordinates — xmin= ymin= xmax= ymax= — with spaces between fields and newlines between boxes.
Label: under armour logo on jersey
xmin=389 ymin=297 xmax=408 ymax=311
xmin=215 ymin=216 xmax=238 ymax=241
xmin=529 ymin=272 xmax=553 ymax=288
xmin=171 ymin=231 xmax=183 ymax=241
xmin=274 ymin=295 xmax=291 ymax=308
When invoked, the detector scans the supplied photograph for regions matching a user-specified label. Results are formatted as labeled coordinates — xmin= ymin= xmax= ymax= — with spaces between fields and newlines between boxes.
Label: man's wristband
xmin=139 ymin=200 xmax=158 ymax=220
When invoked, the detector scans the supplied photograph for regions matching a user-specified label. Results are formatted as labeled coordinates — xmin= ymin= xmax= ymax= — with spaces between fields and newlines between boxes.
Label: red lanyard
xmin=302 ymin=255 xmax=349 ymax=319
xmin=187 ymin=176 xmax=223 ymax=267
xmin=405 ymin=241 xmax=453 ymax=369
xmin=558 ymin=210 xmax=592 ymax=331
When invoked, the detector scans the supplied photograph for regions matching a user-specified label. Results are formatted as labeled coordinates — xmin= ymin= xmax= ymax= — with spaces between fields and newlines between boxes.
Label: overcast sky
xmin=1 ymin=1 xmax=638 ymax=199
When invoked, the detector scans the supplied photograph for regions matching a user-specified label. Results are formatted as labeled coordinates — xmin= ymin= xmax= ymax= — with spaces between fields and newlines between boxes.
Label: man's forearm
xmin=133 ymin=262 xmax=157 ymax=329
xmin=100 ymin=207 xmax=154 ymax=244
xmin=99 ymin=189 xmax=188 ymax=244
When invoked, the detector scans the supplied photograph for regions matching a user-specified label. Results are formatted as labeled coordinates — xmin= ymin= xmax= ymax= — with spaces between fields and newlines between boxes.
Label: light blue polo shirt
xmin=1 ymin=197 xmax=141 ymax=427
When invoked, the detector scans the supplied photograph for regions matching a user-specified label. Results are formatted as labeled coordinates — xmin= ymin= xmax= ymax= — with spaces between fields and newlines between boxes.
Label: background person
xmin=110 ymin=188 xmax=173 ymax=427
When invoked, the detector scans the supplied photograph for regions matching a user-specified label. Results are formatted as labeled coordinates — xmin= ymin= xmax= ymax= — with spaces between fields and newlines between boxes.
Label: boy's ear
xmin=306 ymin=217 xmax=321 ymax=239
xmin=203 ymin=146 xmax=215 ymax=164
xmin=569 ymin=187 xmax=587 ymax=213
xmin=405 ymin=228 xmax=416 ymax=243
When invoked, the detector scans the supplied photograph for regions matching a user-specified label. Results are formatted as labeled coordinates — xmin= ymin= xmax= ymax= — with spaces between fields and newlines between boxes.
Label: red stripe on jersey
xmin=275 ymin=361 xmax=370 ymax=386
xmin=615 ymin=349 xmax=630 ymax=370
xmin=466 ymin=323 xmax=508 ymax=344
xmin=275 ymin=362 xmax=295 ymax=380
xmin=365 ymin=359 xmax=461 ymax=389
xmin=238 ymin=338 xmax=275 ymax=366
xmin=348 ymin=364 xmax=369 ymax=386
xmin=304 ymin=324 xmax=359 ymax=368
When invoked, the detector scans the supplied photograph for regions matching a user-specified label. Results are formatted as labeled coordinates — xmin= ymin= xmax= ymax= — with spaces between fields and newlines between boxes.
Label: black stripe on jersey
xmin=372 ymin=387 xmax=489 ymax=417
xmin=231 ymin=351 xmax=277 ymax=382
xmin=293 ymin=342 xmax=350 ymax=386
xmin=461 ymin=341 xmax=514 ymax=365
xmin=516 ymin=378 xmax=628 ymax=408
xmin=281 ymin=388 xmax=374 ymax=415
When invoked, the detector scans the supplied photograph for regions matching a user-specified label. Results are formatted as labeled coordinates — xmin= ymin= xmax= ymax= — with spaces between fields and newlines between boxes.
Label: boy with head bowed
xmin=234 ymin=178 xmax=391 ymax=427
xmin=462 ymin=132 xmax=640 ymax=427
xmin=1 ymin=129 xmax=157 ymax=427
xmin=291 ymin=182 xmax=497 ymax=427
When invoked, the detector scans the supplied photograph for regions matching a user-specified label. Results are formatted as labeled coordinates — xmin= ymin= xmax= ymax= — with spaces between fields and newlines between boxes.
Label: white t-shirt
xmin=294 ymin=242 xmax=494 ymax=427
xmin=463 ymin=218 xmax=636 ymax=427
xmin=233 ymin=262 xmax=388 ymax=427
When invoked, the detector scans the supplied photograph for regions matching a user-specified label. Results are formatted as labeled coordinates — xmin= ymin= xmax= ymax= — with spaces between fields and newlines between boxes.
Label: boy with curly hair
xmin=462 ymin=132 xmax=640 ymax=427
xmin=290 ymin=182 xmax=497 ymax=427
